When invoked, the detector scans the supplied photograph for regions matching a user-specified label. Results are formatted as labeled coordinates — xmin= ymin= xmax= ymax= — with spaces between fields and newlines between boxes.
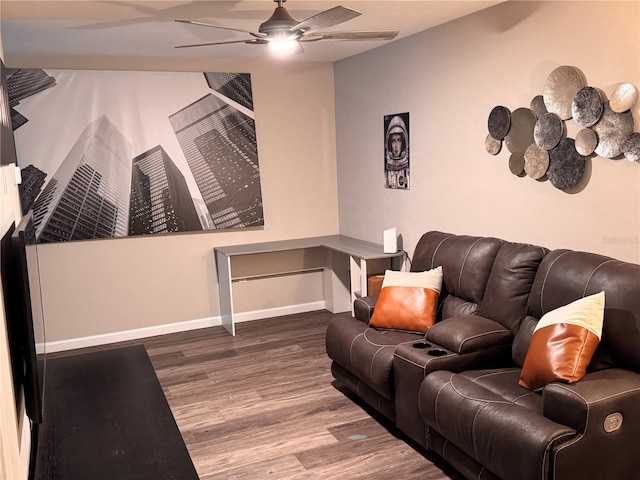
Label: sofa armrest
xmin=542 ymin=368 xmax=640 ymax=480
xmin=354 ymin=295 xmax=378 ymax=323
xmin=425 ymin=315 xmax=512 ymax=354
xmin=542 ymin=368 xmax=640 ymax=432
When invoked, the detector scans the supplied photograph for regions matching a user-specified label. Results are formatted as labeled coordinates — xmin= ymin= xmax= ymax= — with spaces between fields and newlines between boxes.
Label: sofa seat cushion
xmin=425 ymin=315 xmax=512 ymax=354
xmin=326 ymin=315 xmax=423 ymax=400
xmin=419 ymin=370 xmax=576 ymax=480
xmin=460 ymin=368 xmax=542 ymax=412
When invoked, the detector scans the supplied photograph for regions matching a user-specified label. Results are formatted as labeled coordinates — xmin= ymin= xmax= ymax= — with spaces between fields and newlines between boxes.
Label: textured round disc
xmin=488 ymin=106 xmax=511 ymax=139
xmin=575 ymin=128 xmax=598 ymax=156
xmin=534 ymin=112 xmax=563 ymax=150
xmin=622 ymin=132 xmax=640 ymax=162
xmin=524 ymin=143 xmax=549 ymax=179
xmin=505 ymin=107 xmax=536 ymax=154
xmin=571 ymin=86 xmax=603 ymax=127
xmin=509 ymin=152 xmax=525 ymax=176
xmin=485 ymin=134 xmax=502 ymax=155
xmin=543 ymin=66 xmax=587 ymax=120
xmin=530 ymin=95 xmax=548 ymax=119
xmin=548 ymin=138 xmax=586 ymax=191
xmin=610 ymin=82 xmax=637 ymax=113
xmin=592 ymin=102 xmax=635 ymax=158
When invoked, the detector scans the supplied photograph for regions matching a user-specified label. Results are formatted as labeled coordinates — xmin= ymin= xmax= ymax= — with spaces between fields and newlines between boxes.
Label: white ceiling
xmin=0 ymin=1 xmax=503 ymax=64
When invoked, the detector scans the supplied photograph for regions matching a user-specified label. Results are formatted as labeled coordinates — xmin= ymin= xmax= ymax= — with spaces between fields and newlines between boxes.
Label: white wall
xmin=335 ymin=1 xmax=640 ymax=264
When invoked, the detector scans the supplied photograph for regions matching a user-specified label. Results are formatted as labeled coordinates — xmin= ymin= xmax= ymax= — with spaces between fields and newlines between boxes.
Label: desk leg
xmin=350 ymin=257 xmax=369 ymax=314
xmin=215 ymin=250 xmax=235 ymax=336
xmin=324 ymin=249 xmax=351 ymax=314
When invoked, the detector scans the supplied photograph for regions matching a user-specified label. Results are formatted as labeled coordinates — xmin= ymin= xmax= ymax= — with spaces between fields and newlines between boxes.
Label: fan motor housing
xmin=259 ymin=6 xmax=298 ymax=35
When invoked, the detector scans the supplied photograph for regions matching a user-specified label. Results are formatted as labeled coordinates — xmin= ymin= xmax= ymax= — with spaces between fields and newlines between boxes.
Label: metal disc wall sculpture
xmin=486 ymin=66 xmax=639 ymax=192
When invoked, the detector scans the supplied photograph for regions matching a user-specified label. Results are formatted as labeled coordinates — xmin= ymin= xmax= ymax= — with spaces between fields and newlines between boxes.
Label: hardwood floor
xmin=54 ymin=310 xmax=463 ymax=479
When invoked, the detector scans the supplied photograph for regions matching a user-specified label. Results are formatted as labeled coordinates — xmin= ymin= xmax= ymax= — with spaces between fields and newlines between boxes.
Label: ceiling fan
xmin=174 ymin=0 xmax=399 ymax=54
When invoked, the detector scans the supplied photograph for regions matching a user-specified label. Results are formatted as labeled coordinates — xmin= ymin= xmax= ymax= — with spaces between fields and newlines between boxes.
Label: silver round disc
xmin=534 ymin=112 xmax=563 ymax=150
xmin=572 ymin=86 xmax=603 ymax=128
xmin=575 ymin=128 xmax=598 ymax=156
xmin=485 ymin=134 xmax=502 ymax=155
xmin=530 ymin=95 xmax=548 ymax=119
xmin=509 ymin=152 xmax=525 ymax=177
xmin=543 ymin=66 xmax=587 ymax=120
xmin=505 ymin=107 xmax=536 ymax=154
xmin=592 ymin=101 xmax=635 ymax=158
xmin=524 ymin=143 xmax=549 ymax=180
xmin=488 ymin=106 xmax=511 ymax=140
xmin=548 ymin=138 xmax=586 ymax=191
xmin=610 ymin=82 xmax=637 ymax=113
xmin=622 ymin=132 xmax=640 ymax=162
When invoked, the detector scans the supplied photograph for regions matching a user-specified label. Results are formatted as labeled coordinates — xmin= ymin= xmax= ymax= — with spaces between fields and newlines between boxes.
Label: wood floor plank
xmin=71 ymin=310 xmax=461 ymax=479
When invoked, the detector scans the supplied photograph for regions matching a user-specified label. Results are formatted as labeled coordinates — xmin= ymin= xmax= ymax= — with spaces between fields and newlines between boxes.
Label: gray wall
xmin=334 ymin=1 xmax=640 ymax=264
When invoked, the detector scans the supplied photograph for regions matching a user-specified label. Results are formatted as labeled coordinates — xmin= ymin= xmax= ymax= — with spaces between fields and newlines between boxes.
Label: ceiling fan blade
xmin=309 ymin=30 xmax=400 ymax=41
xmin=291 ymin=6 xmax=361 ymax=34
xmin=175 ymin=39 xmax=255 ymax=49
xmin=175 ymin=19 xmax=266 ymax=38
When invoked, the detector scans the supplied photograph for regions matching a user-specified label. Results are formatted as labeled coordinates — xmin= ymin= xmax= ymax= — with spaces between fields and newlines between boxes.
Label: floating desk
xmin=214 ymin=235 xmax=404 ymax=335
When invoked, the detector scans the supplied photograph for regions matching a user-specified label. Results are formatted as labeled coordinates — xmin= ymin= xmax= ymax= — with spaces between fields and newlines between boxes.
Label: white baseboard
xmin=233 ymin=301 xmax=326 ymax=323
xmin=37 ymin=300 xmax=326 ymax=354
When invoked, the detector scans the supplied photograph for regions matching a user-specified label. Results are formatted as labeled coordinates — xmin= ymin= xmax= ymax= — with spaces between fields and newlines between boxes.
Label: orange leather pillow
xmin=369 ymin=267 xmax=443 ymax=333
xmin=519 ymin=291 xmax=605 ymax=391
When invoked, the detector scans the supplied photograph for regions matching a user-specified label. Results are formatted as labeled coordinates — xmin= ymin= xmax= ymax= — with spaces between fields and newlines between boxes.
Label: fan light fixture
xmin=175 ymin=0 xmax=399 ymax=55
xmin=269 ymin=38 xmax=300 ymax=56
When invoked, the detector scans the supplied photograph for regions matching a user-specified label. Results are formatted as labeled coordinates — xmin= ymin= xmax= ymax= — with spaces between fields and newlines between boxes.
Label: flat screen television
xmin=1 ymin=212 xmax=43 ymax=425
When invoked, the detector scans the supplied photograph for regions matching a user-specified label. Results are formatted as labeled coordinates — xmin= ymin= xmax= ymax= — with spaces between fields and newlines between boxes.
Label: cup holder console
xmin=412 ymin=342 xmax=432 ymax=349
xmin=428 ymin=349 xmax=448 ymax=357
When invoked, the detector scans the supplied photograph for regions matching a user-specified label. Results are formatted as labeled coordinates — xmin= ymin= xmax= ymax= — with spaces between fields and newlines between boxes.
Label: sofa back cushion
xmin=520 ymin=249 xmax=640 ymax=372
xmin=477 ymin=242 xmax=547 ymax=335
xmin=412 ymin=231 xmax=502 ymax=321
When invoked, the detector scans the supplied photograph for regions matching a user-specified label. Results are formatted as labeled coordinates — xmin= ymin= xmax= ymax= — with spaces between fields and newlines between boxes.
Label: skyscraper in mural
xmin=18 ymin=164 xmax=47 ymax=215
xmin=31 ymin=115 xmax=132 ymax=242
xmin=6 ymin=68 xmax=57 ymax=107
xmin=129 ymin=145 xmax=202 ymax=235
xmin=6 ymin=68 xmax=57 ymax=130
xmin=169 ymin=92 xmax=263 ymax=229
xmin=204 ymin=72 xmax=253 ymax=110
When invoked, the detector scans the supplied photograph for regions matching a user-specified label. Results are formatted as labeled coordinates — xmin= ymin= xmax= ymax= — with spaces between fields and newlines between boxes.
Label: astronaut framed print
xmin=384 ymin=112 xmax=410 ymax=190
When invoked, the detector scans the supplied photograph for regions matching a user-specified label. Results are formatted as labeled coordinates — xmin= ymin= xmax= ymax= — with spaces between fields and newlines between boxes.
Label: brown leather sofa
xmin=325 ymin=231 xmax=640 ymax=480
xmin=419 ymin=248 xmax=640 ymax=480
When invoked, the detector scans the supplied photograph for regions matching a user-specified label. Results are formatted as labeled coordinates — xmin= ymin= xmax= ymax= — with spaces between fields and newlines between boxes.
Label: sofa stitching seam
xmin=369 ymin=346 xmax=386 ymax=381
xmin=545 ymin=432 xmax=577 ymax=480
xmin=471 ymin=403 xmax=489 ymax=461
xmin=459 ymin=238 xmax=483 ymax=295
xmin=464 ymin=368 xmax=520 ymax=381
xmin=511 ymin=392 xmax=537 ymax=404
xmin=449 ymin=376 xmax=513 ymax=404
xmin=354 ymin=297 xmax=372 ymax=319
xmin=362 ymin=328 xmax=420 ymax=348
xmin=348 ymin=333 xmax=364 ymax=366
xmin=393 ymin=353 xmax=430 ymax=369
xmin=433 ymin=374 xmax=453 ymax=433
xmin=430 ymin=235 xmax=451 ymax=270
xmin=457 ymin=329 xmax=509 ymax=351
xmin=540 ymin=251 xmax=570 ymax=314
xmin=583 ymin=259 xmax=615 ymax=297
xmin=549 ymin=382 xmax=640 ymax=405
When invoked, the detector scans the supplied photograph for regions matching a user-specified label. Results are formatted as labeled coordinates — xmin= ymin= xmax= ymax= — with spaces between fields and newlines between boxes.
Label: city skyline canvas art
xmin=8 ymin=69 xmax=263 ymax=243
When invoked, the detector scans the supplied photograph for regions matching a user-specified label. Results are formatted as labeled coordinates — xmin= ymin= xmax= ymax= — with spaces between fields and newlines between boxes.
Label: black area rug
xmin=35 ymin=345 xmax=199 ymax=480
